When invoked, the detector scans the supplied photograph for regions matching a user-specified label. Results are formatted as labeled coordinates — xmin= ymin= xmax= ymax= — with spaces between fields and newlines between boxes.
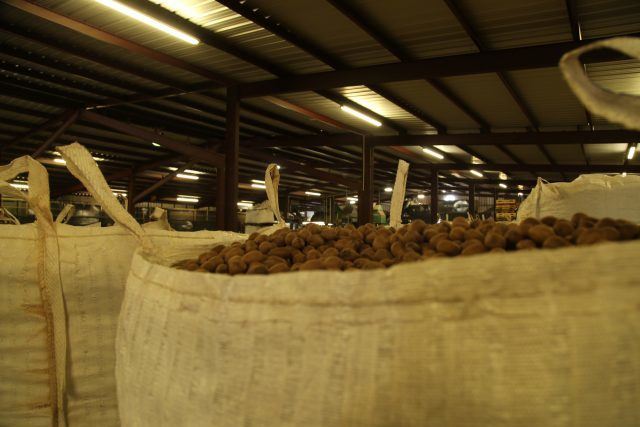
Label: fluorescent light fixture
xmin=53 ymin=158 xmax=66 ymax=164
xmin=622 ymin=172 xmax=627 ymax=177
xmin=152 ymin=142 xmax=161 ymax=147
xmin=518 ymin=184 xmax=524 ymax=190
xmin=340 ymin=105 xmax=382 ymax=127
xmin=417 ymin=194 xmax=425 ymax=200
xmin=112 ymin=188 xmax=127 ymax=193
xmin=237 ymin=202 xmax=253 ymax=209
xmin=349 ymin=200 xmax=355 ymax=204
xmin=444 ymin=194 xmax=456 ymax=202
xmin=177 ymin=196 xmax=199 ymax=203
xmin=305 ymin=191 xmax=321 ymax=196
xmin=471 ymin=156 xmax=482 ymax=164
xmin=276 ymin=165 xmax=281 ymax=170
xmin=94 ymin=0 xmax=200 ymax=45
xmin=517 ymin=192 xmax=524 ymax=197
xmin=499 ymin=183 xmax=507 ymax=189
xmin=498 ymin=172 xmax=508 ymax=180
xmin=251 ymin=179 xmax=266 ymax=184
xmin=627 ymin=144 xmax=636 ymax=160
xmin=240 ymin=200 xmax=254 ymax=204
xmin=93 ymin=157 xmax=105 ymax=162
xmin=10 ymin=182 xmax=29 ymax=190
xmin=384 ymin=187 xmax=393 ymax=192
xmin=251 ymin=183 xmax=266 ymax=189
xmin=168 ymin=167 xmax=206 ymax=175
xmin=469 ymin=169 xmax=483 ymax=177
xmin=176 ymin=173 xmax=199 ymax=180
xmin=422 ymin=147 xmax=444 ymax=160
xmin=302 ymin=221 xmax=326 ymax=226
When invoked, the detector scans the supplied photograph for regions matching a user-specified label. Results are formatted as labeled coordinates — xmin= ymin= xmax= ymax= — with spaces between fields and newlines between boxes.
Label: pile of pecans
xmin=172 ymin=213 xmax=639 ymax=275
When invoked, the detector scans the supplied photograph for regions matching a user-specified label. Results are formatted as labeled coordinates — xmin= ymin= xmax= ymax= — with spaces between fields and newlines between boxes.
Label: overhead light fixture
xmin=251 ymin=183 xmax=266 ymax=189
xmin=444 ymin=194 xmax=456 ymax=202
xmin=627 ymin=144 xmax=636 ymax=160
xmin=53 ymin=158 xmax=66 ymax=165
xmin=622 ymin=172 xmax=627 ymax=177
xmin=340 ymin=105 xmax=382 ymax=127
xmin=112 ymin=188 xmax=127 ymax=193
xmin=518 ymin=184 xmax=524 ymax=190
xmin=517 ymin=192 xmax=524 ymax=197
xmin=94 ymin=0 xmax=200 ymax=45
xmin=176 ymin=173 xmax=199 ymax=180
xmin=276 ymin=165 xmax=281 ymax=170
xmin=498 ymin=172 xmax=508 ymax=180
xmin=177 ymin=195 xmax=199 ymax=203
xmin=93 ymin=156 xmax=105 ymax=162
xmin=10 ymin=182 xmax=29 ymax=190
xmin=305 ymin=191 xmax=321 ymax=196
xmin=152 ymin=142 xmax=161 ymax=147
xmin=417 ymin=194 xmax=425 ymax=200
xmin=422 ymin=147 xmax=444 ymax=160
xmin=471 ymin=156 xmax=482 ymax=164
xmin=499 ymin=183 xmax=507 ymax=189
xmin=251 ymin=179 xmax=266 ymax=184
xmin=384 ymin=187 xmax=393 ymax=192
xmin=237 ymin=202 xmax=253 ymax=209
xmin=168 ymin=167 xmax=205 ymax=175
xmin=470 ymin=169 xmax=483 ymax=177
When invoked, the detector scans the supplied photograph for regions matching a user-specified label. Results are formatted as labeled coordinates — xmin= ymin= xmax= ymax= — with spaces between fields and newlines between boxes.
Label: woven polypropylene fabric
xmin=116 ymin=241 xmax=640 ymax=427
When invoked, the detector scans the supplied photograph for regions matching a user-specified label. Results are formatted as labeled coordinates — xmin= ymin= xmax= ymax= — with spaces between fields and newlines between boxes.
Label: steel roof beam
xmin=413 ymin=163 xmax=638 ymax=173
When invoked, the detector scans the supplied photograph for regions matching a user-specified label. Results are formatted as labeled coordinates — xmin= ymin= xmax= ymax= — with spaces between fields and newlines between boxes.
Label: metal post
xmin=358 ymin=139 xmax=373 ymax=225
xmin=216 ymin=166 xmax=226 ymax=230
xmin=224 ymin=86 xmax=240 ymax=231
xmin=430 ymin=172 xmax=439 ymax=224
xmin=468 ymin=183 xmax=475 ymax=217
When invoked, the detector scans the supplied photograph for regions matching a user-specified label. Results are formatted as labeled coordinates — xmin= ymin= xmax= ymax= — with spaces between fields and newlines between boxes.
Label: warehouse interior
xmin=1 ymin=0 xmax=639 ymax=230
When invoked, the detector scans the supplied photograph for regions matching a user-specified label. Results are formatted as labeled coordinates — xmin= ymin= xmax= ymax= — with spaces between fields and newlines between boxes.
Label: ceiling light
xmin=53 ymin=158 xmax=66 ymax=165
xmin=94 ymin=0 xmax=200 ymax=45
xmin=305 ymin=191 xmax=321 ymax=196
xmin=340 ymin=105 xmax=382 ymax=127
xmin=518 ymin=185 xmax=524 ymax=190
xmin=517 ymin=192 xmax=524 ymax=197
xmin=177 ymin=196 xmax=199 ymax=203
xmin=93 ymin=157 xmax=105 ymax=162
xmin=112 ymin=188 xmax=127 ymax=193
xmin=384 ymin=187 xmax=393 ymax=192
xmin=251 ymin=179 xmax=266 ymax=184
xmin=444 ymin=194 xmax=456 ymax=202
xmin=251 ymin=183 xmax=266 ymax=189
xmin=176 ymin=173 xmax=199 ymax=180
xmin=10 ymin=182 xmax=29 ymax=190
xmin=417 ymin=194 xmax=425 ymax=199
xmin=237 ymin=202 xmax=253 ymax=209
xmin=622 ymin=172 xmax=627 ymax=177
xmin=152 ymin=142 xmax=161 ymax=147
xmin=471 ymin=156 xmax=482 ymax=164
xmin=498 ymin=172 xmax=508 ymax=180
xmin=470 ymin=169 xmax=483 ymax=177
xmin=499 ymin=183 xmax=507 ymax=189
xmin=169 ymin=167 xmax=205 ymax=175
xmin=627 ymin=144 xmax=636 ymax=160
xmin=276 ymin=165 xmax=281 ymax=170
xmin=422 ymin=147 xmax=444 ymax=160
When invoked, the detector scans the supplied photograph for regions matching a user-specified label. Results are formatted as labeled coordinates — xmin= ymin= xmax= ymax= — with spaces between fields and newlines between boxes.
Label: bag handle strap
xmin=264 ymin=163 xmax=285 ymax=225
xmin=0 ymin=156 xmax=55 ymax=233
xmin=389 ymin=160 xmax=410 ymax=229
xmin=560 ymin=36 xmax=640 ymax=131
xmin=57 ymin=143 xmax=154 ymax=252
xmin=55 ymin=204 xmax=76 ymax=224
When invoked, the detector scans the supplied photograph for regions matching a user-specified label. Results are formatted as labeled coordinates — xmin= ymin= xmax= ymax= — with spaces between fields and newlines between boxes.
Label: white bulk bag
xmin=517 ymin=174 xmax=640 ymax=222
xmin=0 ymin=142 xmax=279 ymax=426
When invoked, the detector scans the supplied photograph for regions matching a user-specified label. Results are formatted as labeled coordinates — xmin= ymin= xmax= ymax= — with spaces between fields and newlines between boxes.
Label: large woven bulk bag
xmin=517 ymin=174 xmax=640 ymax=222
xmin=0 ymin=142 xmax=258 ymax=426
xmin=115 ymin=239 xmax=640 ymax=427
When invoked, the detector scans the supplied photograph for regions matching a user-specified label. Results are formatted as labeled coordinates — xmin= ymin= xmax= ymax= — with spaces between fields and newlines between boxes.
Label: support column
xmin=430 ymin=172 xmax=439 ymax=224
xmin=224 ymin=86 xmax=240 ymax=231
xmin=358 ymin=139 xmax=373 ymax=225
xmin=127 ymin=171 xmax=136 ymax=216
xmin=216 ymin=166 xmax=226 ymax=230
xmin=468 ymin=183 xmax=475 ymax=217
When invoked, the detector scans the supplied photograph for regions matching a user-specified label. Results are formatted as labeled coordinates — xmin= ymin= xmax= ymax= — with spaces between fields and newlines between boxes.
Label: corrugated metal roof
xmin=456 ymin=0 xmax=572 ymax=50
xmin=441 ymin=73 xmax=531 ymax=129
xmin=578 ymin=0 xmax=640 ymax=38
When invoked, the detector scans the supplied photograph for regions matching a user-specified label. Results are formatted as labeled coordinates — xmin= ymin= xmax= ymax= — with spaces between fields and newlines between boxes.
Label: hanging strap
xmin=55 ymin=204 xmax=76 ymax=224
xmin=0 ymin=207 xmax=20 ymax=224
xmin=389 ymin=160 xmax=410 ymax=229
xmin=264 ymin=163 xmax=285 ymax=225
xmin=560 ymin=36 xmax=640 ymax=131
xmin=57 ymin=143 xmax=154 ymax=253
xmin=0 ymin=156 xmax=67 ymax=426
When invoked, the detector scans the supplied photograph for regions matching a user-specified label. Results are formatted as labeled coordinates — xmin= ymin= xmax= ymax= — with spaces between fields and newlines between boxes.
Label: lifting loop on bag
xmin=57 ymin=143 xmax=155 ymax=253
xmin=265 ymin=163 xmax=285 ymax=226
xmin=559 ymin=36 xmax=640 ymax=131
xmin=389 ymin=160 xmax=410 ymax=229
xmin=0 ymin=156 xmax=67 ymax=426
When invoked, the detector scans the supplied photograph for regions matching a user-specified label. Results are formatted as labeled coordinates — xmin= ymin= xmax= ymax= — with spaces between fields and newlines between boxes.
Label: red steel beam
xmin=32 ymin=110 xmax=79 ymax=158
